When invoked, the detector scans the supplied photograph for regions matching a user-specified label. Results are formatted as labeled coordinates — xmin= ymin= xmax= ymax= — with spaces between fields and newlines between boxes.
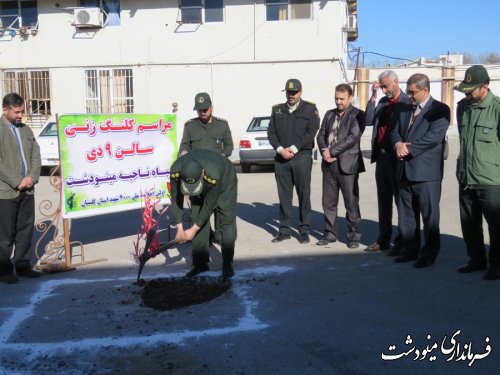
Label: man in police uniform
xmin=179 ymin=92 xmax=234 ymax=157
xmin=455 ymin=65 xmax=500 ymax=280
xmin=267 ymin=78 xmax=320 ymax=244
xmin=170 ymin=149 xmax=237 ymax=278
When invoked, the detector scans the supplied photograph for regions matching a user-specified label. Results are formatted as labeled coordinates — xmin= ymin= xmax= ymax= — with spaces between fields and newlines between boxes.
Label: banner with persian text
xmin=58 ymin=114 xmax=177 ymax=219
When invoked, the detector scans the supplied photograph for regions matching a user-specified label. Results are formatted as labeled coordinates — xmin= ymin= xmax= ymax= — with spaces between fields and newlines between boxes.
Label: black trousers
xmin=274 ymin=155 xmax=312 ymax=235
xmin=0 ymin=192 xmax=35 ymax=275
xmin=321 ymin=161 xmax=361 ymax=241
xmin=398 ymin=179 xmax=441 ymax=259
xmin=374 ymin=151 xmax=399 ymax=246
xmin=459 ymin=185 xmax=500 ymax=268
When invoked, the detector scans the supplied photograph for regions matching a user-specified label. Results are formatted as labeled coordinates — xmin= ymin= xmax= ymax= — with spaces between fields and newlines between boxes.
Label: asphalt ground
xmin=0 ymin=135 xmax=498 ymax=375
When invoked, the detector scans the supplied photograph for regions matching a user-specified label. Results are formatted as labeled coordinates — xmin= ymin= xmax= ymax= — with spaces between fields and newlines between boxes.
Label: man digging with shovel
xmin=170 ymin=149 xmax=237 ymax=278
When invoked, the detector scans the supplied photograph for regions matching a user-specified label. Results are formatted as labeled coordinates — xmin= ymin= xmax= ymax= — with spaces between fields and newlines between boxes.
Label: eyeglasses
xmin=406 ymin=88 xmax=422 ymax=96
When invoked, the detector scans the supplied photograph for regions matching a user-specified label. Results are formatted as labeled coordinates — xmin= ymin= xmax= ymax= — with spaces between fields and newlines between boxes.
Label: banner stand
xmin=35 ymin=166 xmax=107 ymax=273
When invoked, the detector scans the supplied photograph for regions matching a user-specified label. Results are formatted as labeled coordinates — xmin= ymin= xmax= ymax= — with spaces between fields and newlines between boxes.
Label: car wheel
xmin=241 ymin=163 xmax=251 ymax=173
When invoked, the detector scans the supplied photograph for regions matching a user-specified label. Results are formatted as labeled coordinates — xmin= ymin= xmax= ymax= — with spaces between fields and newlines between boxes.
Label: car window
xmin=247 ymin=117 xmax=271 ymax=132
xmin=39 ymin=122 xmax=58 ymax=136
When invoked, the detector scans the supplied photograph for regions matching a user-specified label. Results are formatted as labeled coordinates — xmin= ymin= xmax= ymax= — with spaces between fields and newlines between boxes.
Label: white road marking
xmin=0 ymin=265 xmax=293 ymax=361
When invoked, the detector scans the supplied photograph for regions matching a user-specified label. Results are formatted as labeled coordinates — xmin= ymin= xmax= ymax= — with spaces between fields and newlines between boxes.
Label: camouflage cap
xmin=454 ymin=65 xmax=490 ymax=94
xmin=180 ymin=159 xmax=204 ymax=196
xmin=193 ymin=92 xmax=212 ymax=110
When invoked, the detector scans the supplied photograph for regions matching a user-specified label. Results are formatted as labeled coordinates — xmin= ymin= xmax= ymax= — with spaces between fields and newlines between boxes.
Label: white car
xmin=36 ymin=121 xmax=59 ymax=170
xmin=238 ymin=116 xmax=275 ymax=173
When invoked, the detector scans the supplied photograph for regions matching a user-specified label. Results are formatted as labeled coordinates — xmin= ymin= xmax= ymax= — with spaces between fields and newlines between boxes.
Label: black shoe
xmin=185 ymin=263 xmax=209 ymax=277
xmin=316 ymin=237 xmax=336 ymax=246
xmin=221 ymin=263 xmax=235 ymax=279
xmin=457 ymin=262 xmax=487 ymax=273
xmin=414 ymin=257 xmax=435 ymax=268
xmin=16 ymin=268 xmax=41 ymax=278
xmin=387 ymin=247 xmax=403 ymax=257
xmin=0 ymin=273 xmax=19 ymax=284
xmin=483 ymin=267 xmax=500 ymax=281
xmin=347 ymin=240 xmax=360 ymax=249
xmin=271 ymin=233 xmax=291 ymax=243
xmin=394 ymin=253 xmax=418 ymax=263
xmin=299 ymin=233 xmax=310 ymax=244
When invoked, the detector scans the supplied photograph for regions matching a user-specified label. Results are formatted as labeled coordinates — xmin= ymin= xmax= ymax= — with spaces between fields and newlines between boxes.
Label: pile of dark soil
xmin=141 ymin=277 xmax=231 ymax=311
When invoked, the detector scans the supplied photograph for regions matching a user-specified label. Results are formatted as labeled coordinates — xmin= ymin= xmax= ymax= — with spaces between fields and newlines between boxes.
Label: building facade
xmin=1 ymin=0 xmax=358 ymax=141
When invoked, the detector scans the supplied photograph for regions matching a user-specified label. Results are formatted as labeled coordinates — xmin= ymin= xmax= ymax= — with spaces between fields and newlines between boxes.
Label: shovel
xmin=137 ymin=229 xmax=181 ymax=284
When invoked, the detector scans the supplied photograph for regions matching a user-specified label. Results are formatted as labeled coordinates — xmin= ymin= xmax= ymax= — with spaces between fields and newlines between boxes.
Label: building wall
xmin=1 ymin=0 xmax=349 ymax=143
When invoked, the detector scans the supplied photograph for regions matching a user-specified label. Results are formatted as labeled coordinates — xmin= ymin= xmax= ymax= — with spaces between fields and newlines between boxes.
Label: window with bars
xmin=265 ymin=0 xmax=311 ymax=21
xmin=0 ymin=0 xmax=38 ymax=29
xmin=3 ymin=70 xmax=51 ymax=116
xmin=85 ymin=68 xmax=134 ymax=113
xmin=179 ymin=0 xmax=223 ymax=24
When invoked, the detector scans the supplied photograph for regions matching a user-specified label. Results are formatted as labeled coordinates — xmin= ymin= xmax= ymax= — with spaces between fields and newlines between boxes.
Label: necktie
xmin=409 ymin=105 xmax=421 ymax=128
xmin=327 ymin=114 xmax=340 ymax=146
xmin=9 ymin=123 xmax=27 ymax=177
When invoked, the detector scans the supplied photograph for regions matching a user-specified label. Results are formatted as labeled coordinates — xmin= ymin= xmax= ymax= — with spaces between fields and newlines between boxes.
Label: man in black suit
xmin=364 ymin=70 xmax=411 ymax=254
xmin=390 ymin=73 xmax=450 ymax=268
xmin=316 ymin=84 xmax=365 ymax=248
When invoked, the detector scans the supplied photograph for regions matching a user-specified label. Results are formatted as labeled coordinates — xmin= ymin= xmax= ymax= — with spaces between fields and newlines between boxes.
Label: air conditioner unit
xmin=347 ymin=14 xmax=357 ymax=30
xmin=73 ymin=7 xmax=103 ymax=28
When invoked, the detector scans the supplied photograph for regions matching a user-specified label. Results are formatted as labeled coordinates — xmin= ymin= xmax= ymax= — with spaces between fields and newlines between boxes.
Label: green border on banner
xmin=58 ymin=114 xmax=177 ymax=219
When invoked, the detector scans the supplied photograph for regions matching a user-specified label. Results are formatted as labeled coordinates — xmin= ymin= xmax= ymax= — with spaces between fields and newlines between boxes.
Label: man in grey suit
xmin=316 ymin=84 xmax=365 ymax=248
xmin=390 ymin=74 xmax=450 ymax=268
xmin=364 ymin=70 xmax=411 ymax=254
xmin=0 ymin=93 xmax=42 ymax=284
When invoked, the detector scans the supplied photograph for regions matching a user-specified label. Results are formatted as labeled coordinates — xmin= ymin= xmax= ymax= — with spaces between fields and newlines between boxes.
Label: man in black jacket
xmin=316 ymin=84 xmax=365 ymax=248
xmin=267 ymin=79 xmax=320 ymax=244
xmin=364 ymin=70 xmax=411 ymax=254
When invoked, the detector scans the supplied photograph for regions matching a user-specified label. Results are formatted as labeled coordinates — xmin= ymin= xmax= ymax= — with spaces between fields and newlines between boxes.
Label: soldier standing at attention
xmin=179 ymin=92 xmax=233 ymax=157
xmin=455 ymin=65 xmax=500 ymax=280
xmin=267 ymin=78 xmax=320 ymax=244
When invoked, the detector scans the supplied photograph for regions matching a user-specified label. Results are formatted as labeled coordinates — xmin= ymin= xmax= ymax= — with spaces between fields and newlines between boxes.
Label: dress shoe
xmin=457 ymin=262 xmax=487 ymax=273
xmin=221 ymin=263 xmax=235 ymax=279
xmin=299 ymin=233 xmax=310 ymax=244
xmin=316 ymin=237 xmax=336 ymax=246
xmin=16 ymin=268 xmax=41 ymax=278
xmin=394 ymin=253 xmax=418 ymax=263
xmin=387 ymin=247 xmax=403 ymax=257
xmin=271 ymin=233 xmax=291 ymax=243
xmin=483 ymin=267 xmax=500 ymax=281
xmin=414 ymin=257 xmax=435 ymax=268
xmin=185 ymin=263 xmax=209 ymax=277
xmin=347 ymin=240 xmax=360 ymax=249
xmin=0 ymin=273 xmax=18 ymax=284
xmin=364 ymin=242 xmax=388 ymax=253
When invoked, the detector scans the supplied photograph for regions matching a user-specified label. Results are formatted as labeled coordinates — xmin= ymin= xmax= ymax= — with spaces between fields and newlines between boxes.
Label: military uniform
xmin=456 ymin=90 xmax=500 ymax=271
xmin=267 ymin=98 xmax=320 ymax=236
xmin=170 ymin=149 xmax=237 ymax=269
xmin=179 ymin=116 xmax=234 ymax=157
